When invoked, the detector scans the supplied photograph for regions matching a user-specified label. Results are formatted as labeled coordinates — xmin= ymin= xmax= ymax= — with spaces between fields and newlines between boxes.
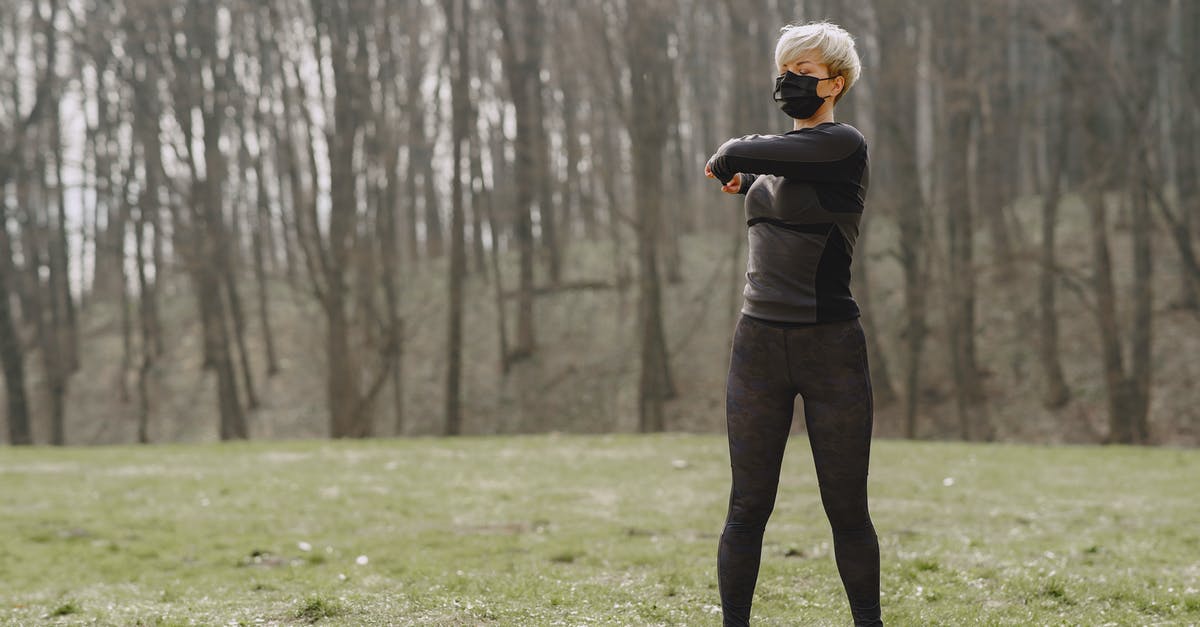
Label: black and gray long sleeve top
xmin=706 ymin=121 xmax=869 ymax=324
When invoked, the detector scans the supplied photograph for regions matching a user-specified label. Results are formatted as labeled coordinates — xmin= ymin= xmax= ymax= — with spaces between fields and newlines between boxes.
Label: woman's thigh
xmin=725 ymin=315 xmax=798 ymax=503
xmin=789 ymin=320 xmax=875 ymax=517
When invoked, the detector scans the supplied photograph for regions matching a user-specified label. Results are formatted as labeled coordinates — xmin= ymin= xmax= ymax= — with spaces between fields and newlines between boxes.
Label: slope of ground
xmin=6 ymin=188 xmax=1200 ymax=445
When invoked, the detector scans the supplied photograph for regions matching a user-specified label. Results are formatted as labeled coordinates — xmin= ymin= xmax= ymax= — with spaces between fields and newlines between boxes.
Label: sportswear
xmin=706 ymin=122 xmax=869 ymax=324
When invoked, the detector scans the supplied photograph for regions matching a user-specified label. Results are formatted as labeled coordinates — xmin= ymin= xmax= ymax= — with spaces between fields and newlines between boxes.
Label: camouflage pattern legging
xmin=718 ymin=313 xmax=882 ymax=627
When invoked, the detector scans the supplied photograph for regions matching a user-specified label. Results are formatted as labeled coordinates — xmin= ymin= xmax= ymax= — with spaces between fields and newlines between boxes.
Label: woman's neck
xmin=793 ymin=111 xmax=835 ymax=130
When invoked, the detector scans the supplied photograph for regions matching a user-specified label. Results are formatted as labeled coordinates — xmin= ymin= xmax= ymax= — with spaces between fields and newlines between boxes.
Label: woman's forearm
xmin=706 ymin=127 xmax=863 ymax=183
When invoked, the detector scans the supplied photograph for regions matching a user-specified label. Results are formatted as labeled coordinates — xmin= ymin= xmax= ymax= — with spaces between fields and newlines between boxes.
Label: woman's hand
xmin=705 ymin=164 xmax=742 ymax=194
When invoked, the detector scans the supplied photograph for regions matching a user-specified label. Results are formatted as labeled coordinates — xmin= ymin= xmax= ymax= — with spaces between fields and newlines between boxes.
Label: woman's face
xmin=779 ymin=50 xmax=843 ymax=101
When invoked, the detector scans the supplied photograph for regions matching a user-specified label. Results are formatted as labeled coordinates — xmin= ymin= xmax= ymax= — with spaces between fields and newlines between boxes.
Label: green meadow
xmin=2 ymin=434 xmax=1198 ymax=626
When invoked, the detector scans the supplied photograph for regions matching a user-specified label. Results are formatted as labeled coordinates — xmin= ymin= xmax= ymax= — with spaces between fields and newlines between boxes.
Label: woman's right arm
xmin=706 ymin=125 xmax=863 ymax=185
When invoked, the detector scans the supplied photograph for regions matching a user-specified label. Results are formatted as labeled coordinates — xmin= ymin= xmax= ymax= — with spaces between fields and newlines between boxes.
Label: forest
xmin=1 ymin=0 xmax=1197 ymax=447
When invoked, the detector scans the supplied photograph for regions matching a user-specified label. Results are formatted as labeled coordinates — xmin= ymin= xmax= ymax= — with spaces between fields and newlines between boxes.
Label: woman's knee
xmin=829 ymin=518 xmax=877 ymax=544
xmin=820 ymin=496 xmax=871 ymax=533
xmin=726 ymin=491 xmax=778 ymax=531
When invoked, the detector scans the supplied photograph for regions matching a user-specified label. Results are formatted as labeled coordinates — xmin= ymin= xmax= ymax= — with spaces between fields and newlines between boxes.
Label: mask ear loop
xmin=817 ymin=74 xmax=841 ymax=101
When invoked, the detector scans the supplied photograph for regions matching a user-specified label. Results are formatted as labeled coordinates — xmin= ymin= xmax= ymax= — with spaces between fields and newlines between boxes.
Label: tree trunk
xmin=469 ymin=130 xmax=488 ymax=279
xmin=89 ymin=59 xmax=123 ymax=304
xmin=876 ymin=0 xmax=930 ymax=438
xmin=486 ymin=107 xmax=514 ymax=377
xmin=1127 ymin=176 xmax=1154 ymax=444
xmin=251 ymin=136 xmax=280 ymax=377
xmin=944 ymin=98 xmax=974 ymax=441
xmin=205 ymin=118 xmax=248 ymax=438
xmin=626 ymin=0 xmax=677 ymax=432
xmin=0 ymin=202 xmax=31 ymax=445
xmin=1035 ymin=87 xmax=1071 ymax=410
xmin=49 ymin=84 xmax=79 ymax=375
xmin=373 ymin=10 xmax=406 ymax=434
xmin=326 ymin=301 xmax=365 ymax=437
xmin=320 ymin=0 xmax=370 ymax=437
xmin=979 ymin=15 xmax=1017 ymax=282
xmin=223 ymin=246 xmax=259 ymax=410
xmin=19 ymin=151 xmax=70 ymax=446
xmin=172 ymin=0 xmax=247 ymax=440
xmin=496 ymin=0 xmax=540 ymax=364
xmin=401 ymin=0 xmax=424 ymax=268
xmin=1036 ymin=165 xmax=1071 ymax=411
xmin=134 ymin=193 xmax=156 ymax=444
xmin=533 ymin=51 xmax=561 ymax=287
xmin=595 ymin=98 xmax=630 ymax=309
xmin=1086 ymin=189 xmax=1132 ymax=443
xmin=443 ymin=0 xmax=471 ymax=436
xmin=662 ymin=116 xmax=685 ymax=286
xmin=120 ymin=217 xmax=133 ymax=404
xmin=556 ymin=38 xmax=593 ymax=241
xmin=301 ymin=0 xmax=397 ymax=438
xmin=39 ymin=1 xmax=70 ymax=444
xmin=421 ymin=141 xmax=444 ymax=259
xmin=222 ymin=121 xmax=260 ymax=410
xmin=940 ymin=2 xmax=989 ymax=440
xmin=132 ymin=46 xmax=166 ymax=366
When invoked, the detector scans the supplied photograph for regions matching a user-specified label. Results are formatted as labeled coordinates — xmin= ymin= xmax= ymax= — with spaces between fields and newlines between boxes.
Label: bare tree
xmin=1040 ymin=1 xmax=1156 ymax=443
xmin=1030 ymin=39 xmax=1071 ymax=411
xmin=0 ymin=201 xmax=31 ymax=444
xmin=443 ymin=0 xmax=472 ymax=435
xmin=495 ymin=0 xmax=542 ymax=364
xmin=603 ymin=0 xmax=679 ymax=431
xmin=17 ymin=0 xmax=75 ymax=445
xmin=938 ymin=1 xmax=991 ymax=441
xmin=167 ymin=0 xmax=247 ymax=440
xmin=297 ymin=0 xmax=400 ymax=438
xmin=873 ymin=0 xmax=931 ymax=438
xmin=0 ymin=0 xmax=54 ymax=444
xmin=0 ymin=0 xmax=1194 ymax=447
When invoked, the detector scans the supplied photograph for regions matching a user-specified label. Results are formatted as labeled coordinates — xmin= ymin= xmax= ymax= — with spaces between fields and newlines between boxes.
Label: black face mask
xmin=773 ymin=70 xmax=837 ymax=120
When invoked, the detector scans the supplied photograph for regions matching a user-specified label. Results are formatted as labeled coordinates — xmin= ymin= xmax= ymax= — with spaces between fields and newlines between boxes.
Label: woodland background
xmin=1 ymin=0 xmax=1197 ymax=447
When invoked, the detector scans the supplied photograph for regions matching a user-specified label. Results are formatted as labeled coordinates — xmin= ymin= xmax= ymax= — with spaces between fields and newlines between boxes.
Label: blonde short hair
xmin=774 ymin=21 xmax=862 ymax=104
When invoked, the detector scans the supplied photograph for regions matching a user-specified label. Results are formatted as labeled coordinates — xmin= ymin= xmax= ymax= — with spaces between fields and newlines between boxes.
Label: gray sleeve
xmin=736 ymin=173 xmax=757 ymax=195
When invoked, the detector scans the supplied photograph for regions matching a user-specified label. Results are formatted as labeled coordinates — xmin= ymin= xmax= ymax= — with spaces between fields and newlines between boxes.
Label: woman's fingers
xmin=706 ymin=163 xmax=740 ymax=193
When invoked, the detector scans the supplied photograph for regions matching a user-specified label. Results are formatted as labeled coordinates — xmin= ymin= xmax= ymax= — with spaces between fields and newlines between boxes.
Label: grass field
xmin=1 ymin=434 xmax=1198 ymax=626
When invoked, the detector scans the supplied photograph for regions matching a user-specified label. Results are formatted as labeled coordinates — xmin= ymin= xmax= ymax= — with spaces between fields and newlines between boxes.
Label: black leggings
xmin=718 ymin=314 xmax=882 ymax=626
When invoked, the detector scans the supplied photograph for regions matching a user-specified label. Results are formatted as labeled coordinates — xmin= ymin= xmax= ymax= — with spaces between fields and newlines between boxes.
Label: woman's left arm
xmin=706 ymin=126 xmax=863 ymax=185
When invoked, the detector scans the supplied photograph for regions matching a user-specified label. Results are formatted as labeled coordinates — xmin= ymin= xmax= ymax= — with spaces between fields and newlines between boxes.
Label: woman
xmin=704 ymin=21 xmax=882 ymax=627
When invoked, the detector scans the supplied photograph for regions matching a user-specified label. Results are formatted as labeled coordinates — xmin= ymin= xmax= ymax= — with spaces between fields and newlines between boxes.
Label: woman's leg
xmin=791 ymin=319 xmax=882 ymax=627
xmin=719 ymin=315 xmax=798 ymax=627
